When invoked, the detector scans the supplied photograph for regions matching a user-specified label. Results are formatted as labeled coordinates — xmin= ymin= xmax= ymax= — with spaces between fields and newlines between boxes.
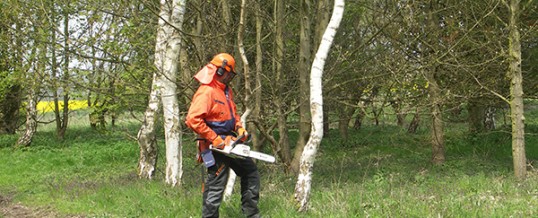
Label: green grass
xmin=0 ymin=107 xmax=538 ymax=217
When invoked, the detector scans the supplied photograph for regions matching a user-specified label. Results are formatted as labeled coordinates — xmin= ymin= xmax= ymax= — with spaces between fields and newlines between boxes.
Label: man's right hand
xmin=212 ymin=136 xmax=237 ymax=150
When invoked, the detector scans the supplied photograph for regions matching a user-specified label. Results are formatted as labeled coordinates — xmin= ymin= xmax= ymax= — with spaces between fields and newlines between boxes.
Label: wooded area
xmin=1 ymin=0 xmax=537 ymax=213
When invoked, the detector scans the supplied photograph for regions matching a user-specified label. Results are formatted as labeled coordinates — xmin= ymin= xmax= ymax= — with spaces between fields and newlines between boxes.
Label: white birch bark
xmin=294 ymin=0 xmax=345 ymax=212
xmin=138 ymin=74 xmax=161 ymax=179
xmin=138 ymin=0 xmax=186 ymax=186
xmin=224 ymin=0 xmax=251 ymax=200
xmin=16 ymin=45 xmax=41 ymax=147
xmin=16 ymin=77 xmax=38 ymax=147
xmin=160 ymin=0 xmax=186 ymax=187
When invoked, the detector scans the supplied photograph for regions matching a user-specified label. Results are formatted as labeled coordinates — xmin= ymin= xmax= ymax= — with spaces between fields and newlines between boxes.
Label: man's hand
xmin=212 ymin=136 xmax=237 ymax=150
xmin=237 ymin=127 xmax=248 ymax=142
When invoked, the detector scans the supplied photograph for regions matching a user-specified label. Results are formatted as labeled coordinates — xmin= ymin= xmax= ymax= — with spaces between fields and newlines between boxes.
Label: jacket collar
xmin=211 ymin=79 xmax=228 ymax=91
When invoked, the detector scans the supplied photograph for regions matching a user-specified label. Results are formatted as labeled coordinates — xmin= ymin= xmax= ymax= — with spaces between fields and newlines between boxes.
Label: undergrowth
xmin=0 ymin=106 xmax=537 ymax=217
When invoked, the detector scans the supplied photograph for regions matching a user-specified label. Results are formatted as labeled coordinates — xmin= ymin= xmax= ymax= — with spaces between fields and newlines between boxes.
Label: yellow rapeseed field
xmin=37 ymin=100 xmax=88 ymax=113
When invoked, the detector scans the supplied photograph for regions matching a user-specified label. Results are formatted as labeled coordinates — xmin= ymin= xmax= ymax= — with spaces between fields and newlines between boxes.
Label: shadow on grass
xmin=313 ymin=124 xmax=537 ymax=187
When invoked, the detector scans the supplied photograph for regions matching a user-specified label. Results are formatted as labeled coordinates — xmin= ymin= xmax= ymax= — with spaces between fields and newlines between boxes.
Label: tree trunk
xmin=88 ymin=33 xmax=99 ymax=130
xmin=179 ymin=47 xmax=193 ymax=102
xmin=338 ymin=106 xmax=355 ymax=141
xmin=220 ymin=0 xmax=233 ymax=52
xmin=427 ymin=72 xmax=445 ymax=164
xmin=317 ymin=0 xmax=331 ymax=137
xmin=274 ymin=0 xmax=292 ymax=167
xmin=291 ymin=0 xmax=313 ymax=174
xmin=508 ymin=0 xmax=526 ymax=180
xmin=468 ymin=99 xmax=485 ymax=133
xmin=353 ymin=104 xmax=365 ymax=129
xmin=16 ymin=39 xmax=44 ymax=147
xmin=138 ymin=74 xmax=161 ymax=179
xmin=0 ymin=85 xmax=21 ymax=134
xmin=161 ymin=0 xmax=185 ymax=187
xmin=295 ymin=0 xmax=344 ymax=212
xmin=277 ymin=113 xmax=291 ymax=166
xmin=16 ymin=64 xmax=39 ymax=147
xmin=88 ymin=39 xmax=109 ymax=131
xmin=391 ymin=99 xmax=406 ymax=127
xmin=179 ymin=0 xmax=202 ymax=104
xmin=58 ymin=5 xmax=70 ymax=139
xmin=224 ymin=0 xmax=251 ymax=200
xmin=407 ymin=108 xmax=420 ymax=134
xmin=138 ymin=0 xmax=186 ymax=185
xmin=49 ymin=4 xmax=63 ymax=140
xmin=424 ymin=1 xmax=445 ymax=165
xmin=252 ymin=0 xmax=263 ymax=152
xmin=50 ymin=3 xmax=70 ymax=139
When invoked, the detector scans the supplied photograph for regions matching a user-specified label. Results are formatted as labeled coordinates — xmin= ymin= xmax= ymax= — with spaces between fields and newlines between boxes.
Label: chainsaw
xmin=210 ymin=136 xmax=276 ymax=163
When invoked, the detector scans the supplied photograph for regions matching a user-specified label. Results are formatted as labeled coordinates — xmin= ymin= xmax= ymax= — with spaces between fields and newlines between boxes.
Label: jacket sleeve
xmin=185 ymin=89 xmax=218 ymax=141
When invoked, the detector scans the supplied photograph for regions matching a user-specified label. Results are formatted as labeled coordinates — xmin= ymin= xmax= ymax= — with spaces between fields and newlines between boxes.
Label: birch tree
xmin=294 ymin=0 xmax=345 ymax=212
xmin=16 ymin=44 xmax=42 ymax=147
xmin=138 ymin=0 xmax=186 ymax=186
xmin=12 ymin=1 xmax=40 ymax=146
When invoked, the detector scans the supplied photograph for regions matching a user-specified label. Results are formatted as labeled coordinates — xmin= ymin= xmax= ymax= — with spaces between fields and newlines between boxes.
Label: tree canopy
xmin=0 ymin=0 xmax=537 ymax=178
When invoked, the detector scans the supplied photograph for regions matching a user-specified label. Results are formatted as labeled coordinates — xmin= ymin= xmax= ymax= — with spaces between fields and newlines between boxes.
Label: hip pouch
xmin=200 ymin=150 xmax=215 ymax=168
xmin=196 ymin=139 xmax=214 ymax=167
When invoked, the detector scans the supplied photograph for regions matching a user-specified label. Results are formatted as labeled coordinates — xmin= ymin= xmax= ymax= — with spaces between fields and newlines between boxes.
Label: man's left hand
xmin=237 ymin=127 xmax=248 ymax=142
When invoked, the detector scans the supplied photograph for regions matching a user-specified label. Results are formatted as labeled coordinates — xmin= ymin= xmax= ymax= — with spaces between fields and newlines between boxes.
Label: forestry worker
xmin=185 ymin=53 xmax=261 ymax=218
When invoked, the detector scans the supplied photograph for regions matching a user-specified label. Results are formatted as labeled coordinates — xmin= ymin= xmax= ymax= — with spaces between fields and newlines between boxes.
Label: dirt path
xmin=0 ymin=194 xmax=71 ymax=218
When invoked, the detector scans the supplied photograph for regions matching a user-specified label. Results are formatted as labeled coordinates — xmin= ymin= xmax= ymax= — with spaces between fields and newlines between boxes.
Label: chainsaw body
xmin=210 ymin=143 xmax=276 ymax=163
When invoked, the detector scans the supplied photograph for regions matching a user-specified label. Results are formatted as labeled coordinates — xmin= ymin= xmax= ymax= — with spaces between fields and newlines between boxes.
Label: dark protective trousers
xmin=202 ymin=151 xmax=260 ymax=218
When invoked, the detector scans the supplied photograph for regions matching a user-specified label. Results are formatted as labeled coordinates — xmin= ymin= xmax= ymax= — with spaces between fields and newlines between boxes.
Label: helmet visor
xmin=229 ymin=70 xmax=236 ymax=79
xmin=219 ymin=70 xmax=236 ymax=84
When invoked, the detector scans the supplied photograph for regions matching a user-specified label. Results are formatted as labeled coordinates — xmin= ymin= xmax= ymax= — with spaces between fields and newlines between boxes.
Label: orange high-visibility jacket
xmin=185 ymin=79 xmax=243 ymax=148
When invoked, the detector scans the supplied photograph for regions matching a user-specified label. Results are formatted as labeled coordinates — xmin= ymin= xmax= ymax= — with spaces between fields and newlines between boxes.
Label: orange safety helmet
xmin=210 ymin=53 xmax=236 ymax=75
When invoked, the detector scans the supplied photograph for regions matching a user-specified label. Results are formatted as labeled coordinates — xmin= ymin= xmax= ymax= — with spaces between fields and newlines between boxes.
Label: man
xmin=185 ymin=53 xmax=261 ymax=218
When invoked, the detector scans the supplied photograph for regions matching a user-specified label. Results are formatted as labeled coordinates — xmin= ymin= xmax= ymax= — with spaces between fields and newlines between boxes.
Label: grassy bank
xmin=0 ymin=108 xmax=538 ymax=217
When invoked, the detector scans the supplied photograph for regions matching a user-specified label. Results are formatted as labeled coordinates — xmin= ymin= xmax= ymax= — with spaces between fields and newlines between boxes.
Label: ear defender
xmin=216 ymin=59 xmax=228 ymax=76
